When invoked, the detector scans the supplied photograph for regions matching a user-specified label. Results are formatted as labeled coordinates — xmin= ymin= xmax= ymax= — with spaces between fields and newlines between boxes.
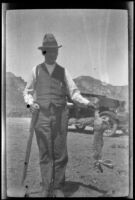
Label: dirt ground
xmin=6 ymin=118 xmax=129 ymax=197
xmin=65 ymin=127 xmax=129 ymax=197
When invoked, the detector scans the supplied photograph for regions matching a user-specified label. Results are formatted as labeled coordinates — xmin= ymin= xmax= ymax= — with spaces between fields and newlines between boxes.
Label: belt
xmin=49 ymin=103 xmax=66 ymax=113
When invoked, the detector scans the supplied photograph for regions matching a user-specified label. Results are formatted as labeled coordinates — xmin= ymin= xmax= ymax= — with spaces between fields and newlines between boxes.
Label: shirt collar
xmin=45 ymin=62 xmax=56 ymax=68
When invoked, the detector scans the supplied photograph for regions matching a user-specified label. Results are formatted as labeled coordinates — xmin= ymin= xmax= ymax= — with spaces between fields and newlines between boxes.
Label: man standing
xmin=23 ymin=33 xmax=98 ymax=197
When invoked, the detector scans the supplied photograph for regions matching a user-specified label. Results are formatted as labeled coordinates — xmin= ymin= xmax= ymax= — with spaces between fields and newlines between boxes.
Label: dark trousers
xmin=34 ymin=104 xmax=69 ymax=192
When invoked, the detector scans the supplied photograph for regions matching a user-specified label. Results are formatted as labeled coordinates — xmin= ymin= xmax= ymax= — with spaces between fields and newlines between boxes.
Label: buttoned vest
xmin=35 ymin=62 xmax=67 ymax=109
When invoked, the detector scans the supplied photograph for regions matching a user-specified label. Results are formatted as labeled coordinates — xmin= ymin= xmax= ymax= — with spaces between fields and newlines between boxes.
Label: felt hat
xmin=38 ymin=33 xmax=62 ymax=50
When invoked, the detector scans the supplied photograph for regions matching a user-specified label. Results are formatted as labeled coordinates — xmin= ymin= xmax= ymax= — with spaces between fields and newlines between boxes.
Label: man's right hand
xmin=29 ymin=103 xmax=40 ymax=113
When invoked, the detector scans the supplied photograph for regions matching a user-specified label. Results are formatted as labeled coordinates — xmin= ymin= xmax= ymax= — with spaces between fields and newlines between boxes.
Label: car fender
xmin=99 ymin=111 xmax=119 ymax=122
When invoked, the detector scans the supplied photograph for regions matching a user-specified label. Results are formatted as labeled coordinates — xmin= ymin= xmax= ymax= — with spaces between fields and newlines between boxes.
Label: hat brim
xmin=38 ymin=45 xmax=62 ymax=50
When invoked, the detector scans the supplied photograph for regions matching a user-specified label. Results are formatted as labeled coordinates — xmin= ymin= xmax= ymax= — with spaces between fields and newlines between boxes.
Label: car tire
xmin=100 ymin=113 xmax=118 ymax=137
xmin=75 ymin=124 xmax=86 ymax=132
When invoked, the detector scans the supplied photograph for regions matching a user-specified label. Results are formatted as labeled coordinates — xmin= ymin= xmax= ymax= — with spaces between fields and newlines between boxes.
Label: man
xmin=23 ymin=33 xmax=98 ymax=197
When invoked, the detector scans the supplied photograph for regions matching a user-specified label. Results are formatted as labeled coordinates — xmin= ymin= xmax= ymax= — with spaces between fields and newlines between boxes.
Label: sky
xmin=6 ymin=9 xmax=128 ymax=86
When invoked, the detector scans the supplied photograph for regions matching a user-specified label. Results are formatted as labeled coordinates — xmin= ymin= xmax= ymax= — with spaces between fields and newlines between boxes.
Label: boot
xmin=40 ymin=190 xmax=49 ymax=197
xmin=54 ymin=189 xmax=64 ymax=197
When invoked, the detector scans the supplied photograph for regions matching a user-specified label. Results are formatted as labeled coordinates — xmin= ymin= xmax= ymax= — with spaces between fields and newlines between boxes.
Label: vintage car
xmin=67 ymin=93 xmax=128 ymax=137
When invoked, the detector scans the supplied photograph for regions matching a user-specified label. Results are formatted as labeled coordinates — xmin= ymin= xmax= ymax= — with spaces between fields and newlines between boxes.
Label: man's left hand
xmin=93 ymin=97 xmax=100 ymax=109
xmin=87 ymin=102 xmax=95 ymax=110
xmin=88 ymin=98 xmax=99 ymax=110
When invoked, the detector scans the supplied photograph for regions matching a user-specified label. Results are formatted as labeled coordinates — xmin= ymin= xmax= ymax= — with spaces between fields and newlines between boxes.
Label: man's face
xmin=44 ymin=48 xmax=58 ymax=64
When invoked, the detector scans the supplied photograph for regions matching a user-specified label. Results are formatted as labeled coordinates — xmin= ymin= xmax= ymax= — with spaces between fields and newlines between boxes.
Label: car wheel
xmin=75 ymin=124 xmax=86 ymax=132
xmin=100 ymin=114 xmax=118 ymax=137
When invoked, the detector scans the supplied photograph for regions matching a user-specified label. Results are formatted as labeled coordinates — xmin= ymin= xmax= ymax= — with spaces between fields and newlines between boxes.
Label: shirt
xmin=23 ymin=62 xmax=90 ymax=107
xmin=45 ymin=62 xmax=55 ymax=75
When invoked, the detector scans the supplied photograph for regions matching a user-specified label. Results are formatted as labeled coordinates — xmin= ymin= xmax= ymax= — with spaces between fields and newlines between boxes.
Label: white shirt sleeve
xmin=23 ymin=66 xmax=37 ymax=105
xmin=65 ymin=68 xmax=90 ymax=107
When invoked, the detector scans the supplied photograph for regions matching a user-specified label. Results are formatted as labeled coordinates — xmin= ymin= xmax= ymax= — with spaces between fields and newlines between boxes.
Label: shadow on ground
xmin=63 ymin=181 xmax=108 ymax=197
xmin=68 ymin=128 xmax=127 ymax=137
xmin=68 ymin=128 xmax=94 ymax=135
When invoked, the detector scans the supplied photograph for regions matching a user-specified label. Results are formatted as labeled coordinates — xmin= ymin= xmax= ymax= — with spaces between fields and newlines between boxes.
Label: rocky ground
xmin=6 ymin=118 xmax=129 ymax=197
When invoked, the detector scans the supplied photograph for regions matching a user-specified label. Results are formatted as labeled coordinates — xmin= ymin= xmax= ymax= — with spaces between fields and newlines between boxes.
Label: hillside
xmin=6 ymin=72 xmax=30 ymax=117
xmin=6 ymin=72 xmax=128 ymax=117
xmin=74 ymin=76 xmax=128 ymax=101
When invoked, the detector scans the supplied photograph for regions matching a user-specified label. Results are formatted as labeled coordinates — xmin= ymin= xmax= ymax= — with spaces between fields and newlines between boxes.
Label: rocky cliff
xmin=6 ymin=72 xmax=128 ymax=117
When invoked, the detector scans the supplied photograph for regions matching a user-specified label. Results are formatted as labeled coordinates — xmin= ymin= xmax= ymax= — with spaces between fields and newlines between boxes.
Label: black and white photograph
xmin=2 ymin=4 xmax=133 ymax=198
